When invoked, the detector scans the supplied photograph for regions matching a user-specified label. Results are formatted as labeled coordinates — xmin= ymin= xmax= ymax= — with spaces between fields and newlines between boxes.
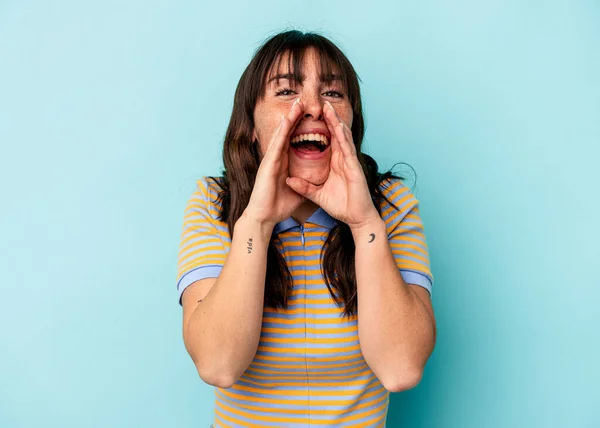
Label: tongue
xmin=295 ymin=142 xmax=321 ymax=153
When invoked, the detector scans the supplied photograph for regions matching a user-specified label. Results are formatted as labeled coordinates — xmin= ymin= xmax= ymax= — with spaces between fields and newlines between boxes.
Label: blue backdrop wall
xmin=1 ymin=0 xmax=598 ymax=427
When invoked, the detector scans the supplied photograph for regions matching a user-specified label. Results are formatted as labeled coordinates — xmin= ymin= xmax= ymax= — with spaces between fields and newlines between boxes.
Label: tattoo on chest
xmin=247 ymin=237 xmax=253 ymax=254
xmin=368 ymin=233 xmax=375 ymax=243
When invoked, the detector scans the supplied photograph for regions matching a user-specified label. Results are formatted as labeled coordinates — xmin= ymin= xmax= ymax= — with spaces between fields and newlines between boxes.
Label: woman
xmin=177 ymin=30 xmax=436 ymax=427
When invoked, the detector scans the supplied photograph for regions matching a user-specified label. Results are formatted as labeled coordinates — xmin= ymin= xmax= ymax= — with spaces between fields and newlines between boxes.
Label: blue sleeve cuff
xmin=400 ymin=270 xmax=433 ymax=297
xmin=177 ymin=265 xmax=223 ymax=305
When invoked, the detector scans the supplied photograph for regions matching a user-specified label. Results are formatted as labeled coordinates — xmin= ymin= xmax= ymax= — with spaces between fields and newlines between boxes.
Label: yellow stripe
xmin=332 ymin=398 xmax=388 ymax=425
xmin=254 ymin=352 xmax=360 ymax=363
xmin=179 ymin=235 xmax=222 ymax=253
xmin=404 ymin=211 xmax=422 ymax=221
xmin=303 ymin=288 xmax=332 ymax=295
xmin=229 ymin=376 xmax=375 ymax=396
xmin=195 ymin=180 xmax=210 ymax=198
xmin=218 ymin=386 xmax=383 ymax=407
xmin=243 ymin=367 xmax=372 ymax=382
xmin=347 ymin=402 xmax=389 ymax=427
xmin=390 ymin=228 xmax=426 ymax=242
xmin=263 ymin=307 xmax=345 ymax=315
xmin=262 ymin=326 xmax=356 ymax=335
xmin=283 ymin=297 xmax=342 ymax=306
xmin=287 ymin=259 xmax=326 ymax=267
xmin=389 ymin=241 xmax=428 ymax=254
xmin=258 ymin=344 xmax=360 ymax=354
xmin=178 ymin=243 xmax=224 ymax=259
xmin=213 ymin=404 xmax=233 ymax=428
xmin=280 ymin=231 xmax=327 ymax=241
xmin=251 ymin=359 xmax=366 ymax=370
xmin=389 ymin=234 xmax=426 ymax=246
xmin=394 ymin=259 xmax=431 ymax=273
xmin=239 ymin=377 xmax=371 ymax=388
xmin=260 ymin=335 xmax=357 ymax=345
xmin=249 ymin=363 xmax=367 ymax=375
xmin=390 ymin=249 xmax=429 ymax=264
xmin=262 ymin=316 xmax=355 ymax=325
xmin=178 ymin=256 xmax=225 ymax=276
xmin=213 ymin=413 xmax=231 ymax=428
xmin=286 ymin=249 xmax=323 ymax=257
xmin=390 ymin=219 xmax=423 ymax=230
xmin=214 ymin=407 xmax=254 ymax=427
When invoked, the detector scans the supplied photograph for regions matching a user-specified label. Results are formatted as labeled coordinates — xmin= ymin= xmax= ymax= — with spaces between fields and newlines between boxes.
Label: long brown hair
xmin=209 ymin=30 xmax=404 ymax=317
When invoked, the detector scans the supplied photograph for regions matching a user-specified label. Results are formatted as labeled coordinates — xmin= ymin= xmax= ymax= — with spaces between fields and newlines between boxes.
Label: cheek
xmin=339 ymin=105 xmax=353 ymax=128
xmin=254 ymin=107 xmax=284 ymax=142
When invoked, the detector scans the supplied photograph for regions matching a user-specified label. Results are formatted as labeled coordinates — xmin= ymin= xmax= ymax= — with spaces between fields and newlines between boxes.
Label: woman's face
xmin=253 ymin=48 xmax=354 ymax=186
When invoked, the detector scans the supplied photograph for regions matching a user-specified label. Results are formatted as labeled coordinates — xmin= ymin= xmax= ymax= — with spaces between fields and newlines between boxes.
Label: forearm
xmin=352 ymin=218 xmax=435 ymax=392
xmin=185 ymin=212 xmax=273 ymax=386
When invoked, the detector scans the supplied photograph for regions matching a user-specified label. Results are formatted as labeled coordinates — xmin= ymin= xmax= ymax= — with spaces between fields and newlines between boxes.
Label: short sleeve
xmin=176 ymin=177 xmax=227 ymax=305
xmin=379 ymin=178 xmax=434 ymax=296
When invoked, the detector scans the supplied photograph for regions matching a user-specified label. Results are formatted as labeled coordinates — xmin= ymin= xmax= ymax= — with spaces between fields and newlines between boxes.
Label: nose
xmin=301 ymin=93 xmax=324 ymax=121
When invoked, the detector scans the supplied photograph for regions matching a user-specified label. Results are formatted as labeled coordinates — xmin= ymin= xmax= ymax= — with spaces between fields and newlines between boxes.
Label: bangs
xmin=257 ymin=33 xmax=357 ymax=99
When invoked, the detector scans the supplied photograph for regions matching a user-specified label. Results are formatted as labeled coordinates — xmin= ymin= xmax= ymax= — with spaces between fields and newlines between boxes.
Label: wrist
xmin=237 ymin=211 xmax=275 ymax=239
xmin=350 ymin=215 xmax=386 ymax=241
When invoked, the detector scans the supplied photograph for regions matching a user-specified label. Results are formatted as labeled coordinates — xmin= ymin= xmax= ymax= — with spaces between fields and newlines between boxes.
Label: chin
xmin=289 ymin=165 xmax=329 ymax=186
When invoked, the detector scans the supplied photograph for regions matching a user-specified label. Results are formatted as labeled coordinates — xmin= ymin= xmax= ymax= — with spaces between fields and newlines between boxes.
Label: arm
xmin=285 ymin=101 xmax=436 ymax=393
xmin=182 ymin=213 xmax=273 ymax=388
xmin=179 ymin=99 xmax=305 ymax=388
xmin=351 ymin=218 xmax=436 ymax=392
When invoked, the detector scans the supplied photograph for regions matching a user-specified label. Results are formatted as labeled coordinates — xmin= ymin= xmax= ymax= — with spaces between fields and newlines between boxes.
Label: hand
xmin=244 ymin=98 xmax=305 ymax=227
xmin=286 ymin=101 xmax=381 ymax=229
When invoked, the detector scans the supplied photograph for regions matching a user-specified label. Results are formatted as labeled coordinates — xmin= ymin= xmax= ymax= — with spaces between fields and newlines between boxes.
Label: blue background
xmin=1 ymin=0 xmax=598 ymax=427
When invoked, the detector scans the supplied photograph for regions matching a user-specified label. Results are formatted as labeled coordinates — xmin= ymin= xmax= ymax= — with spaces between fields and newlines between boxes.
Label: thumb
xmin=286 ymin=177 xmax=320 ymax=203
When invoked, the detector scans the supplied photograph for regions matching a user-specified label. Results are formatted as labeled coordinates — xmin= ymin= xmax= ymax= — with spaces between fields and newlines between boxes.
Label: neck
xmin=291 ymin=199 xmax=319 ymax=225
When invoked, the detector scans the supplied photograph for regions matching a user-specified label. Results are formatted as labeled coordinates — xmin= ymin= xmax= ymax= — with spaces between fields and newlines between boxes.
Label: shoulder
xmin=194 ymin=176 xmax=223 ymax=197
xmin=191 ymin=176 xmax=225 ymax=219
xmin=377 ymin=177 xmax=419 ymax=215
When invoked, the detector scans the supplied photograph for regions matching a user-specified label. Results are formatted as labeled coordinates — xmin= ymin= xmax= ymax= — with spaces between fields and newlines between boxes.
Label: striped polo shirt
xmin=177 ymin=176 xmax=434 ymax=427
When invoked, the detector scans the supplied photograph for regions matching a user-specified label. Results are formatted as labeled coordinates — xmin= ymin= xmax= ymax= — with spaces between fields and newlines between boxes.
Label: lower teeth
xmin=291 ymin=140 xmax=326 ymax=152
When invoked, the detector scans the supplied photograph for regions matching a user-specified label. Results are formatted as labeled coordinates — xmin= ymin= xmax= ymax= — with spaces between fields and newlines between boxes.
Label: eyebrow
xmin=267 ymin=73 xmax=343 ymax=85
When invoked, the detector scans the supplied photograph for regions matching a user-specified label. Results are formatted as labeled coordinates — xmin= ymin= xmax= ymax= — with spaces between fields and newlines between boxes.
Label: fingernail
xmin=325 ymin=101 xmax=332 ymax=109
xmin=293 ymin=98 xmax=300 ymax=106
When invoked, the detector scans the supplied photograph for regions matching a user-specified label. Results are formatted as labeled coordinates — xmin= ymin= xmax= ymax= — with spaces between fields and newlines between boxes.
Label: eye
xmin=275 ymin=88 xmax=297 ymax=96
xmin=323 ymin=90 xmax=344 ymax=98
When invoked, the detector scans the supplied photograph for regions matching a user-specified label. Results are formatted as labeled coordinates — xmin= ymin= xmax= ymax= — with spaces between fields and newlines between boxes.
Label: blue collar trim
xmin=273 ymin=207 xmax=337 ymax=234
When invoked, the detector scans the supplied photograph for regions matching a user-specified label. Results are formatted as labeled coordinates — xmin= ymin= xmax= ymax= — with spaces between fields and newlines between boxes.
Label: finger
xmin=265 ymin=98 xmax=304 ymax=159
xmin=286 ymin=177 xmax=321 ymax=204
xmin=323 ymin=116 xmax=342 ymax=155
xmin=324 ymin=101 xmax=355 ymax=156
xmin=324 ymin=102 xmax=355 ymax=157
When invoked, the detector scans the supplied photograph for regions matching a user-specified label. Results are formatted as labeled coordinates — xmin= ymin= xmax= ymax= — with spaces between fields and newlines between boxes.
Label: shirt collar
xmin=272 ymin=207 xmax=337 ymax=234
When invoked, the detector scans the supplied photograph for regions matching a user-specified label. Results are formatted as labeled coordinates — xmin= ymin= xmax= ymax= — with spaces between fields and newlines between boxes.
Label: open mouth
xmin=289 ymin=133 xmax=330 ymax=153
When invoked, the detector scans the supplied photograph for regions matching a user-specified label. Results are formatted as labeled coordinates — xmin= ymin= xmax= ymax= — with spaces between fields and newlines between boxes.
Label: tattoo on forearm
xmin=247 ymin=237 xmax=253 ymax=254
xmin=368 ymin=233 xmax=375 ymax=243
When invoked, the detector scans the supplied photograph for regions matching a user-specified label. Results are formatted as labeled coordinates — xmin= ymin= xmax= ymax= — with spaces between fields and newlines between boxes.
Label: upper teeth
xmin=290 ymin=133 xmax=329 ymax=146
